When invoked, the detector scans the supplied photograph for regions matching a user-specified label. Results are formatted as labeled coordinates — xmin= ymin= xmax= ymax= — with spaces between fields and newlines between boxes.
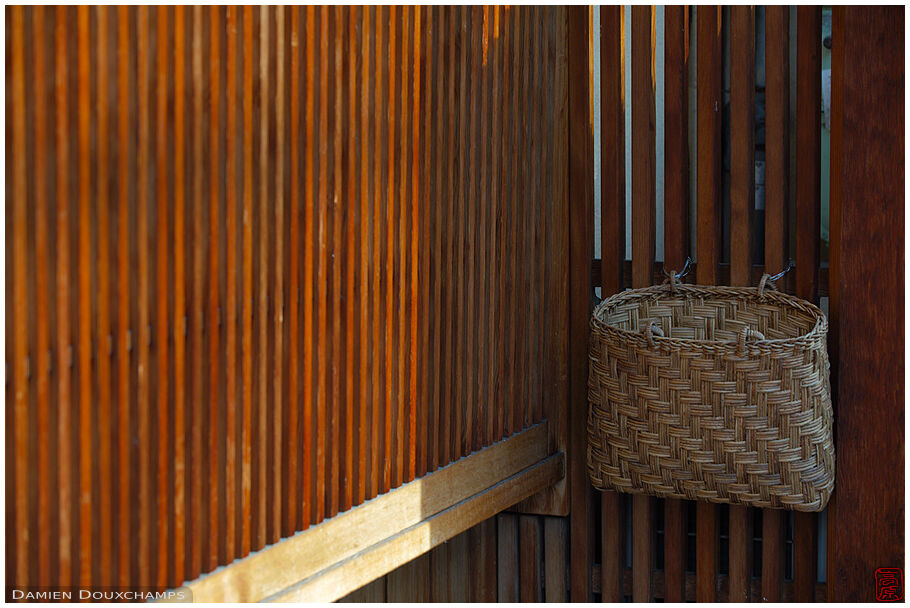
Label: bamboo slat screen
xmin=5 ymin=5 xmax=567 ymax=595
xmin=589 ymin=5 xmax=829 ymax=602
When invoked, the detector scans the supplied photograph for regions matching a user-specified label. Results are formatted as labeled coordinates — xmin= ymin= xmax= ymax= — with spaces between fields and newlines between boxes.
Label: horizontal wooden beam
xmin=590 ymin=564 xmax=827 ymax=602
xmin=591 ymin=259 xmax=830 ymax=296
xmin=272 ymin=453 xmax=564 ymax=602
xmin=180 ymin=423 xmax=555 ymax=602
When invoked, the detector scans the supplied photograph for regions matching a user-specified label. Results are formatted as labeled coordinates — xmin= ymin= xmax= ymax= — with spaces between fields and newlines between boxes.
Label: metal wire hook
xmin=768 ymin=259 xmax=795 ymax=282
xmin=662 ymin=256 xmax=692 ymax=281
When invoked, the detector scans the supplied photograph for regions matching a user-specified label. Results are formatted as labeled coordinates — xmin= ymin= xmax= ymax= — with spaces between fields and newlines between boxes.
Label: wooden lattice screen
xmin=585 ymin=6 xmax=826 ymax=602
xmin=579 ymin=5 xmax=903 ymax=603
xmin=6 ymin=5 xmax=567 ymax=596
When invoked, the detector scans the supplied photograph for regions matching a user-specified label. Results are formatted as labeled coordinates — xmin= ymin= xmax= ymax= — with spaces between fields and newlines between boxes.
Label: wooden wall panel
xmin=5 ymin=5 xmax=567 ymax=595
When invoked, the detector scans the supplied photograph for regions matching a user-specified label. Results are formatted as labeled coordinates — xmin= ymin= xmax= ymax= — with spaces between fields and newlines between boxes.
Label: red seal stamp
xmin=876 ymin=568 xmax=904 ymax=601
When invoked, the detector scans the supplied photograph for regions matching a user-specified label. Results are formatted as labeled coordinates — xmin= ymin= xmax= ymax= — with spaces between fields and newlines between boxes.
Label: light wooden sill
xmin=176 ymin=422 xmax=564 ymax=602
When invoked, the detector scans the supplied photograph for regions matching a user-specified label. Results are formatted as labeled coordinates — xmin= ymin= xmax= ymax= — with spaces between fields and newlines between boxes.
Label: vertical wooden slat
xmin=728 ymin=6 xmax=756 ymax=603
xmin=764 ymin=6 xmax=789 ymax=279
xmin=410 ymin=6 xmax=422 ymax=482
xmin=93 ymin=6 xmax=115 ymax=588
xmin=428 ymin=5 xmax=442 ymax=472
xmin=525 ymin=5 xmax=539 ymax=433
xmin=207 ymin=6 xmax=224 ymax=570
xmin=795 ymin=6 xmax=821 ymax=305
xmin=287 ymin=6 xmax=299 ymax=527
xmin=421 ymin=5 xmax=436 ymax=477
xmin=503 ymin=5 xmax=517 ymax=441
xmin=729 ymin=6 xmax=755 ymax=286
xmin=286 ymin=5 xmax=300 ymax=536
xmin=482 ymin=5 xmax=496 ymax=448
xmin=172 ymin=4 xmax=187 ymax=586
xmin=32 ymin=5 xmax=54 ymax=588
xmin=475 ymin=5 xmax=491 ymax=451
xmin=630 ymin=5 xmax=655 ymax=603
xmin=600 ymin=4 xmax=625 ymax=296
xmin=662 ymin=7 xmax=689 ymax=599
xmin=567 ymin=5 xmax=593 ymax=602
xmin=224 ymin=4 xmax=238 ymax=562
xmin=696 ymin=4 xmax=723 ymax=282
xmin=794 ymin=7 xmax=822 ymax=602
xmin=55 ymin=5 xmax=74 ymax=586
xmin=601 ymin=495 xmax=624 ymax=602
xmin=207 ymin=5 xmax=222 ymax=570
xmin=600 ymin=3 xmax=626 ymax=296
xmin=663 ymin=5 xmax=689 ymax=272
xmin=440 ymin=8 xmax=456 ymax=466
xmin=189 ymin=5 xmax=205 ymax=579
xmin=154 ymin=5 xmax=170 ymax=588
xmin=272 ymin=4 xmax=286 ymax=543
xmin=447 ymin=529 xmax=469 ymax=603
xmin=371 ymin=5 xmax=385 ymax=497
xmin=241 ymin=3 xmax=255 ymax=554
xmin=453 ymin=6 xmax=467 ymax=461
xmin=828 ymin=6 xmax=904 ymax=601
xmin=11 ymin=4 xmax=30 ymax=589
xmin=516 ymin=7 xmax=529 ymax=433
xmin=395 ymin=6 xmax=410 ymax=488
xmin=356 ymin=5 xmax=370 ymax=504
xmin=544 ymin=517 xmax=568 ymax=602
xmin=663 ymin=501 xmax=687 ymax=603
xmin=762 ymin=505 xmax=786 ymax=601
xmin=76 ymin=5 xmax=95 ymax=590
xmin=497 ymin=513 xmax=519 ymax=602
xmin=136 ymin=5 xmax=153 ymax=585
xmin=695 ymin=5 xmax=723 ymax=603
xmin=599 ymin=7 xmax=625 ymax=600
xmin=761 ymin=6 xmax=790 ymax=601
xmin=329 ymin=4 xmax=343 ymax=514
xmin=343 ymin=5 xmax=357 ymax=507
xmin=317 ymin=4 xmax=330 ymax=516
xmin=468 ymin=518 xmax=498 ymax=602
xmin=826 ymin=9 xmax=844 ymax=594
xmin=303 ymin=3 xmax=317 ymax=523
xmin=429 ymin=536 xmax=449 ymax=602
xmin=533 ymin=6 xmax=547 ymax=431
xmin=466 ymin=5 xmax=481 ymax=453
xmin=384 ymin=6 xmax=398 ymax=493
xmin=489 ymin=6 xmax=503 ymax=445
xmin=257 ymin=5 xmax=271 ymax=544
xmin=519 ymin=515 xmax=542 ymax=602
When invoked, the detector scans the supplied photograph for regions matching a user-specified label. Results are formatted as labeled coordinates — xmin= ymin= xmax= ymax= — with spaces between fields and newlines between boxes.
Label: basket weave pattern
xmin=586 ymin=282 xmax=835 ymax=512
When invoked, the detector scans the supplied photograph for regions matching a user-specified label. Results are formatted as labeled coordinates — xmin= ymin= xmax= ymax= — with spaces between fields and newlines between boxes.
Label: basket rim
xmin=591 ymin=282 xmax=828 ymax=351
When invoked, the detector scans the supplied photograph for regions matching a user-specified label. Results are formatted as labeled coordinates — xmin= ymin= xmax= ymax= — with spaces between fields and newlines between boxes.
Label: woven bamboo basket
xmin=586 ymin=273 xmax=834 ymax=512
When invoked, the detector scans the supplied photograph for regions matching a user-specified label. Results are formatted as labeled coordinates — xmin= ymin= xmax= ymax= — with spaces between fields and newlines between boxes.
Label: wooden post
xmin=827 ymin=6 xmax=904 ymax=602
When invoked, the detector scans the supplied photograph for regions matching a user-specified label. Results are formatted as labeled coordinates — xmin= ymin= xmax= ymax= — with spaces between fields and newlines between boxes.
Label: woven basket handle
xmin=737 ymin=326 xmax=766 ymax=353
xmin=757 ymin=273 xmax=778 ymax=298
xmin=643 ymin=322 xmax=665 ymax=347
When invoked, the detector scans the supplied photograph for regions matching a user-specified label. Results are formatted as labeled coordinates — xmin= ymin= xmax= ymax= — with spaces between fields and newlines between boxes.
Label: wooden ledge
xmin=179 ymin=422 xmax=561 ymax=602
